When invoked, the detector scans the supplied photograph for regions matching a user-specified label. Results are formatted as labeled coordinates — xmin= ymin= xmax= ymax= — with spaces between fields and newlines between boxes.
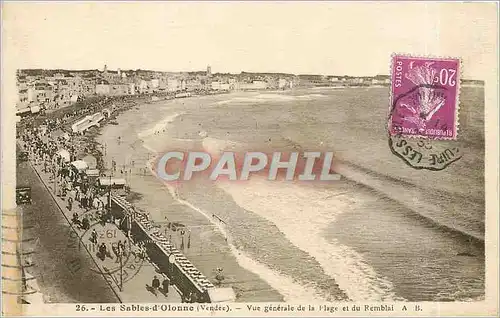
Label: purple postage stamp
xmin=389 ymin=55 xmax=461 ymax=140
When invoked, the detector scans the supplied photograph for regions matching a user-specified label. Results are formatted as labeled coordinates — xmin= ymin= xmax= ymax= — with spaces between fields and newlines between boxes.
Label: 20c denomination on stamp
xmin=389 ymin=54 xmax=461 ymax=140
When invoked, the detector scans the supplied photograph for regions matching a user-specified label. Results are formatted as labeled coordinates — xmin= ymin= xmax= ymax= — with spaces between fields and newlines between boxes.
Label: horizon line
xmin=17 ymin=67 xmax=386 ymax=77
xmin=16 ymin=67 xmax=486 ymax=82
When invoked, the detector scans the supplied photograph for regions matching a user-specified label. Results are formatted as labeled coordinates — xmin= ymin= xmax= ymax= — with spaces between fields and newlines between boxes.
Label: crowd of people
xmin=20 ymin=124 xmax=111 ymax=221
xmin=18 ymin=93 xmax=213 ymax=303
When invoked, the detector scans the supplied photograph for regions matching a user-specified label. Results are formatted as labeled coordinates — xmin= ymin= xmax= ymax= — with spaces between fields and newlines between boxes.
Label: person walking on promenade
xmin=98 ymin=242 xmax=107 ymax=261
xmin=85 ymin=192 xmax=91 ymax=212
xmin=81 ymin=194 xmax=87 ymax=210
xmin=72 ymin=212 xmax=80 ymax=227
xmin=112 ymin=242 xmax=120 ymax=260
xmin=215 ymin=267 xmax=225 ymax=286
xmin=90 ymin=229 xmax=98 ymax=245
xmin=184 ymin=292 xmax=193 ymax=303
xmin=67 ymin=196 xmax=73 ymax=211
xmin=82 ymin=216 xmax=90 ymax=230
xmin=118 ymin=240 xmax=126 ymax=256
xmin=162 ymin=277 xmax=170 ymax=296
xmin=98 ymin=199 xmax=104 ymax=213
xmin=191 ymin=292 xmax=198 ymax=303
xmin=139 ymin=242 xmax=147 ymax=260
xmin=152 ymin=276 xmax=160 ymax=296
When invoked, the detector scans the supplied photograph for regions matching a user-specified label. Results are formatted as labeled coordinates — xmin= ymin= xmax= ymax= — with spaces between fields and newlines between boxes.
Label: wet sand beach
xmin=96 ymin=95 xmax=292 ymax=302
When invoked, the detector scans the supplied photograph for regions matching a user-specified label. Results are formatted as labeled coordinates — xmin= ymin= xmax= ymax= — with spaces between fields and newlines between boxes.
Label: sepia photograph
xmin=1 ymin=1 xmax=498 ymax=317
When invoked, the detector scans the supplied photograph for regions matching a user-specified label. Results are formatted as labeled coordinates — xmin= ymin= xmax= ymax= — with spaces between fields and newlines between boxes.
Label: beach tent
xmin=71 ymin=160 xmax=89 ymax=171
xmin=93 ymin=113 xmax=105 ymax=123
xmin=81 ymin=155 xmax=97 ymax=169
xmin=56 ymin=149 xmax=71 ymax=163
xmin=84 ymin=169 xmax=100 ymax=185
xmin=71 ymin=115 xmax=92 ymax=133
xmin=207 ymin=288 xmax=236 ymax=303
xmin=98 ymin=177 xmax=126 ymax=187
xmin=16 ymin=108 xmax=31 ymax=116
xmin=85 ymin=169 xmax=100 ymax=177
xmin=73 ymin=113 xmax=105 ymax=134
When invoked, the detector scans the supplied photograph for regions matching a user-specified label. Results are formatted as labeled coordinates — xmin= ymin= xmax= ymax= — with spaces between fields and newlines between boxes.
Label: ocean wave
xmin=145 ymin=157 xmax=326 ymax=302
xmin=137 ymin=112 xmax=183 ymax=139
xmin=215 ymin=93 xmax=328 ymax=105
xmin=202 ymin=137 xmax=243 ymax=154
xmin=197 ymin=135 xmax=484 ymax=300
xmin=279 ymin=136 xmax=485 ymax=241
xmin=334 ymin=161 xmax=485 ymax=241
xmin=217 ymin=178 xmax=402 ymax=301
xmin=198 ymin=136 xmax=401 ymax=301
xmin=311 ymin=87 xmax=346 ymax=90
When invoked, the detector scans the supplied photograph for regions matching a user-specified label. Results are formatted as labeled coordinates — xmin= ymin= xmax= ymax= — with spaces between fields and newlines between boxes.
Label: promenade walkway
xmin=26 ymin=149 xmax=182 ymax=303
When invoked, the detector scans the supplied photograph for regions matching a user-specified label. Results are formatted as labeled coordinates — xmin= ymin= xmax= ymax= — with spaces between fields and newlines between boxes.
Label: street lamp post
xmin=53 ymin=168 xmax=57 ymax=195
xmin=120 ymin=252 xmax=123 ymax=292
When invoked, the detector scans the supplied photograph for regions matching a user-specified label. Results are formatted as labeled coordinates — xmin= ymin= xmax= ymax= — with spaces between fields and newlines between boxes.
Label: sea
xmin=99 ymin=86 xmax=485 ymax=302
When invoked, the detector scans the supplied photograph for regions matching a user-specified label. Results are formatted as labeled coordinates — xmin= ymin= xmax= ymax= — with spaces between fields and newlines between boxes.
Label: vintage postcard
xmin=1 ymin=1 xmax=498 ymax=317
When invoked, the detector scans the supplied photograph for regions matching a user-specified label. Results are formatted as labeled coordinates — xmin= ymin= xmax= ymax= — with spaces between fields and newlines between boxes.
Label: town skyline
xmin=16 ymin=66 xmax=486 ymax=82
xmin=18 ymin=65 xmax=393 ymax=78
xmin=3 ymin=2 xmax=496 ymax=80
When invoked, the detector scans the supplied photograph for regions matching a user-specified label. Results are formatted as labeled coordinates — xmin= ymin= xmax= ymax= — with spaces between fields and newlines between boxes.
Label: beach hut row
xmin=71 ymin=111 xmax=107 ymax=134
xmin=110 ymin=195 xmax=235 ymax=302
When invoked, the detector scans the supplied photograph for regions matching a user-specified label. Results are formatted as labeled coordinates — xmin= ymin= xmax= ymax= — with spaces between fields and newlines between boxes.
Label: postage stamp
xmin=389 ymin=54 xmax=461 ymax=140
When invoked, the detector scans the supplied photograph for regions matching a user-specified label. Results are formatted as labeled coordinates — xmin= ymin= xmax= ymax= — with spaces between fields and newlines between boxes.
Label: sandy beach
xmin=96 ymin=95 xmax=291 ymax=302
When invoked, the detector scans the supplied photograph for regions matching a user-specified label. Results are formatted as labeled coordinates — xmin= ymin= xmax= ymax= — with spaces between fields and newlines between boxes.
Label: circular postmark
xmin=65 ymin=220 xmax=145 ymax=285
xmin=388 ymin=84 xmax=462 ymax=171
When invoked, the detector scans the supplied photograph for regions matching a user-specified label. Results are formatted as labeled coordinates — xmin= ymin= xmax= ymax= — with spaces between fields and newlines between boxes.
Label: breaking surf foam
xmin=217 ymin=178 xmax=403 ymax=301
xmin=201 ymin=136 xmax=402 ymax=301
xmin=137 ymin=113 xmax=183 ymax=139
xmin=145 ymin=157 xmax=326 ymax=302
xmin=216 ymin=93 xmax=328 ymax=105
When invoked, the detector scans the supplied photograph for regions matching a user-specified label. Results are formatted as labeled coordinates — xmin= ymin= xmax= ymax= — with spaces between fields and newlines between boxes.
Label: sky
xmin=2 ymin=1 xmax=498 ymax=78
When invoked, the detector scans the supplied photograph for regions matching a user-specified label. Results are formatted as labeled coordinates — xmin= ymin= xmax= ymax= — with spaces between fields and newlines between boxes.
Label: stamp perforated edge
xmin=388 ymin=52 xmax=462 ymax=141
